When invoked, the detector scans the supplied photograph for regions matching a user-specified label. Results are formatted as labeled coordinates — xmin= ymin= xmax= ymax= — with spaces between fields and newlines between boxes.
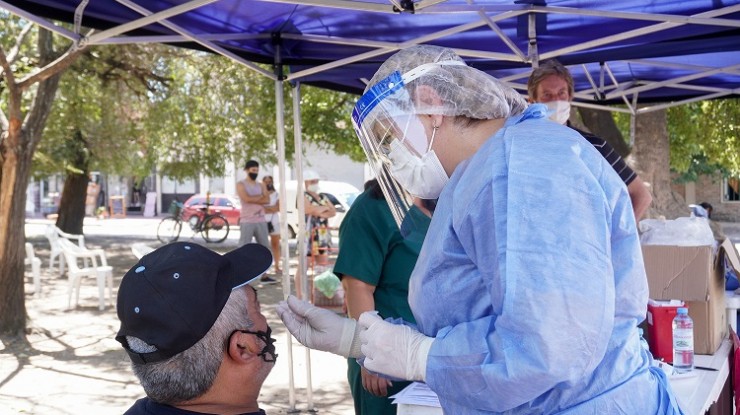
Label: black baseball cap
xmin=116 ymin=242 xmax=272 ymax=364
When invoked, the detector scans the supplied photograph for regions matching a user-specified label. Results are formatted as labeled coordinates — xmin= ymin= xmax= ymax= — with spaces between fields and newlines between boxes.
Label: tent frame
xmin=2 ymin=0 xmax=738 ymax=411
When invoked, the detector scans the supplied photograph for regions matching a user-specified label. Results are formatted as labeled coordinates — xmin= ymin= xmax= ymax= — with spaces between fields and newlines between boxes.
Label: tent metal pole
xmin=293 ymin=82 xmax=316 ymax=412
xmin=114 ymin=0 xmax=275 ymax=79
xmin=87 ymin=0 xmax=218 ymax=44
xmin=636 ymin=91 xmax=732 ymax=114
xmin=287 ymin=12 xmax=523 ymax=81
xmin=606 ymin=64 xmax=740 ymax=99
xmin=98 ymin=32 xmax=270 ymax=45
xmin=540 ymin=6 xmax=740 ymax=61
xmin=479 ymin=11 xmax=526 ymax=61
xmin=625 ymin=58 xmax=740 ymax=74
xmin=581 ymin=65 xmax=600 ymax=100
xmin=571 ymin=101 xmax=632 ymax=114
xmin=73 ymin=0 xmax=90 ymax=35
xmin=527 ymin=13 xmax=538 ymax=67
xmin=629 ymin=95 xmax=638 ymax=148
xmin=272 ymin=43 xmax=298 ymax=412
xmin=0 ymin=1 xmax=78 ymax=40
xmin=531 ymin=5 xmax=740 ymax=28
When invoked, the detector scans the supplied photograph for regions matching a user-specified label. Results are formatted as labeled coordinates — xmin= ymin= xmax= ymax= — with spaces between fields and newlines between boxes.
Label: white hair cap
xmin=366 ymin=45 xmax=527 ymax=120
xmin=303 ymin=169 xmax=320 ymax=181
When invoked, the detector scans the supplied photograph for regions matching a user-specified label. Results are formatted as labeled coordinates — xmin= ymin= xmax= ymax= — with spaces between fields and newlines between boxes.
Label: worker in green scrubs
xmin=334 ymin=179 xmax=431 ymax=415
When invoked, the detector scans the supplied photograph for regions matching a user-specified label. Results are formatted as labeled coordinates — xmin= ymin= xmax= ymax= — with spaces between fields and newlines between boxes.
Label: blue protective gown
xmin=408 ymin=105 xmax=683 ymax=414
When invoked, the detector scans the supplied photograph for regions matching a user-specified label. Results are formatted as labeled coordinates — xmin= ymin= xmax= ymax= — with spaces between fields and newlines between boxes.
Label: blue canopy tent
xmin=3 ymin=0 xmax=738 ymax=105
xmin=2 ymin=0 xmax=738 ymax=411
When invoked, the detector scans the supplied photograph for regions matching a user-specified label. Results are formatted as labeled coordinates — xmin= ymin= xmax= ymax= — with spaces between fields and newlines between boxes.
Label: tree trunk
xmin=56 ymin=172 xmax=88 ymax=234
xmin=0 ymin=130 xmax=33 ymax=335
xmin=0 ymin=28 xmax=71 ymax=335
xmin=632 ymin=109 xmax=686 ymax=219
xmin=56 ymin=131 xmax=90 ymax=234
xmin=578 ymin=107 xmax=631 ymax=158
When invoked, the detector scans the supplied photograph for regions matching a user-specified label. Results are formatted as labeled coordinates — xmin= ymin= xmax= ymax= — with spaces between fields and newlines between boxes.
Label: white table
xmin=398 ymin=339 xmax=731 ymax=415
xmin=670 ymin=338 xmax=731 ymax=415
xmin=726 ymin=290 xmax=740 ymax=332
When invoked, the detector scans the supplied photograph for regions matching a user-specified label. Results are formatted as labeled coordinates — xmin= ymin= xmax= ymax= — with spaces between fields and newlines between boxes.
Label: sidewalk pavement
xmin=0 ymin=216 xmax=355 ymax=415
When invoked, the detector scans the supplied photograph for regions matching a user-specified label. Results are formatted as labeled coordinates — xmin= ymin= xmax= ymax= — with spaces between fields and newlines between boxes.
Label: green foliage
xmin=5 ymin=17 xmax=364 ymax=184
xmin=298 ymin=84 xmax=364 ymax=162
xmin=613 ymin=99 xmax=740 ymax=179
xmin=669 ymin=98 xmax=740 ymax=178
xmin=144 ymin=52 xmax=363 ymax=181
xmin=36 ymin=43 xmax=173 ymax=180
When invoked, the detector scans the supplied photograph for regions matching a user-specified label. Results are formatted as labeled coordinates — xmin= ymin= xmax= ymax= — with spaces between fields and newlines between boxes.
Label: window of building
xmin=723 ymin=176 xmax=740 ymax=202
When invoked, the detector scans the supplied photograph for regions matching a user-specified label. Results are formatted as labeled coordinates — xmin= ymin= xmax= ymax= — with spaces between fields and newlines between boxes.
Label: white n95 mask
xmin=387 ymin=140 xmax=449 ymax=199
xmin=545 ymin=100 xmax=571 ymax=125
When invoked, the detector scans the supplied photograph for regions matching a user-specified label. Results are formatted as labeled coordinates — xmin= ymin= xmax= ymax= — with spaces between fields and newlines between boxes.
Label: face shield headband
xmin=351 ymin=61 xmax=463 ymax=233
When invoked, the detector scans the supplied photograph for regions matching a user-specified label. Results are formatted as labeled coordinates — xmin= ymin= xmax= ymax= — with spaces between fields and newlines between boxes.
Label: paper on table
xmin=390 ymin=382 xmax=441 ymax=407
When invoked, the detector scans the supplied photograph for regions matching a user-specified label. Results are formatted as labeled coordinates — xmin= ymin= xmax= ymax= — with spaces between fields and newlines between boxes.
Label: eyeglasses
xmin=229 ymin=327 xmax=278 ymax=363
xmin=226 ymin=287 xmax=278 ymax=363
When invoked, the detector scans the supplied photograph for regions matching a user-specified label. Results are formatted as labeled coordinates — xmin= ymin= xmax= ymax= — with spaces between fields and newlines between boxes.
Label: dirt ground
xmin=0 ymin=218 xmax=354 ymax=415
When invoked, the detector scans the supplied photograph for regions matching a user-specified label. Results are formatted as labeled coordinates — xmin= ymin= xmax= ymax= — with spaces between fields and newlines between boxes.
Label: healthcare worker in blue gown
xmin=277 ymin=45 xmax=684 ymax=415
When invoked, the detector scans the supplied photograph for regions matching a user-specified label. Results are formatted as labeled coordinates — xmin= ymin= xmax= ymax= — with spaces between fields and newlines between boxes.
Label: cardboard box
xmin=642 ymin=238 xmax=740 ymax=355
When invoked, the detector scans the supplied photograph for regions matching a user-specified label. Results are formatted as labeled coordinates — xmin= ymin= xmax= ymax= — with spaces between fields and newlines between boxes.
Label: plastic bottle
xmin=672 ymin=307 xmax=694 ymax=373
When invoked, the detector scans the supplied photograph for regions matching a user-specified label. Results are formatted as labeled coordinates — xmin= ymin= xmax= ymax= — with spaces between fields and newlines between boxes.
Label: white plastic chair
xmin=58 ymin=238 xmax=113 ymax=311
xmin=131 ymin=243 xmax=155 ymax=259
xmin=24 ymin=242 xmax=42 ymax=295
xmin=45 ymin=225 xmax=86 ymax=276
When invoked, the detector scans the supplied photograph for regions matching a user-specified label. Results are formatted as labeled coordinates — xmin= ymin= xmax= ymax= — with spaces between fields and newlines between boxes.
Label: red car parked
xmin=181 ymin=194 xmax=241 ymax=226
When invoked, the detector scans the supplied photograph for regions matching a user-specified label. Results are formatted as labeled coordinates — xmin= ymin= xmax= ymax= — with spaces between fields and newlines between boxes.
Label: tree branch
xmin=0 ymin=45 xmax=17 ymax=87
xmin=7 ymin=23 xmax=34 ymax=65
xmin=0 ymin=108 xmax=8 ymax=131
xmin=0 ymin=45 xmax=22 ymax=125
xmin=16 ymin=30 xmax=93 ymax=91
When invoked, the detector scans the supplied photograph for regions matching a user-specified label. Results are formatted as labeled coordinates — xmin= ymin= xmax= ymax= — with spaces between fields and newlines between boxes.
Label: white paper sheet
xmin=390 ymin=382 xmax=441 ymax=407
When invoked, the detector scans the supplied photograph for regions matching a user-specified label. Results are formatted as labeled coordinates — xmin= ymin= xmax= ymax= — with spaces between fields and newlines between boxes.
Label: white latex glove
xmin=358 ymin=312 xmax=434 ymax=382
xmin=277 ymin=295 xmax=362 ymax=358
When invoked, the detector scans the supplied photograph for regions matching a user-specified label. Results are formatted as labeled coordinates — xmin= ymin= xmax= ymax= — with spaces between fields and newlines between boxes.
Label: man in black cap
xmin=116 ymin=242 xmax=276 ymax=415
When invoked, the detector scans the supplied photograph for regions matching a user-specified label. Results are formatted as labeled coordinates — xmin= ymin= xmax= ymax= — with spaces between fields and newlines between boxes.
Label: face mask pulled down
xmin=388 ymin=139 xmax=448 ymax=199
xmin=306 ymin=184 xmax=319 ymax=193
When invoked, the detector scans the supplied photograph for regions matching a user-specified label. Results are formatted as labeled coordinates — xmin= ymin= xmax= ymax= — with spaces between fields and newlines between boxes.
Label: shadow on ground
xmin=1 ymin=230 xmax=354 ymax=415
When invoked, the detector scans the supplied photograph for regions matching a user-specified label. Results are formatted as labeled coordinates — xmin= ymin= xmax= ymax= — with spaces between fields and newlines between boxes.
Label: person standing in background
xmin=262 ymin=175 xmax=282 ymax=276
xmin=237 ymin=160 xmax=276 ymax=284
xmin=527 ymin=60 xmax=653 ymax=221
xmin=334 ymin=179 xmax=431 ymax=414
xmin=295 ymin=169 xmax=336 ymax=299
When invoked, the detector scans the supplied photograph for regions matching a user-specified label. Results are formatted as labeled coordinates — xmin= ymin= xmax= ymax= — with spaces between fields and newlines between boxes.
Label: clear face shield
xmin=352 ymin=63 xmax=463 ymax=234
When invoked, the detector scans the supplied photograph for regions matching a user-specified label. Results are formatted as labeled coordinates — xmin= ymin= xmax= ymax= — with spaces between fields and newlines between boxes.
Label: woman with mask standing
xmin=295 ymin=169 xmax=336 ymax=299
xmin=279 ymin=45 xmax=684 ymax=414
xmin=262 ymin=175 xmax=282 ymax=275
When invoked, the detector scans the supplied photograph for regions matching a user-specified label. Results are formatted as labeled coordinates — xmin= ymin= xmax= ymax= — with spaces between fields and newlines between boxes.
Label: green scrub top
xmin=334 ymin=189 xmax=430 ymax=323
xmin=334 ymin=188 xmax=430 ymax=415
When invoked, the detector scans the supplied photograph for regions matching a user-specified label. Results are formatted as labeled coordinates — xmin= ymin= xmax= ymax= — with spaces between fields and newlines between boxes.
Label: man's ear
xmin=227 ymin=331 xmax=260 ymax=363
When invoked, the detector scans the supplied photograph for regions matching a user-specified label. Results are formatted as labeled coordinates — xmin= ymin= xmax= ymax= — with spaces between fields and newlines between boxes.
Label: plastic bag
xmin=314 ymin=269 xmax=340 ymax=298
xmin=639 ymin=217 xmax=715 ymax=247
xmin=726 ymin=255 xmax=740 ymax=291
